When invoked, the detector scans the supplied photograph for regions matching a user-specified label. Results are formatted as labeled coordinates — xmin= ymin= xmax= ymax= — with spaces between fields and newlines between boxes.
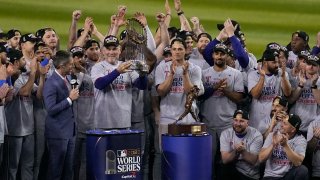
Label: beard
xmin=233 ymin=125 xmax=246 ymax=134
xmin=214 ymin=60 xmax=226 ymax=68
xmin=268 ymin=66 xmax=279 ymax=75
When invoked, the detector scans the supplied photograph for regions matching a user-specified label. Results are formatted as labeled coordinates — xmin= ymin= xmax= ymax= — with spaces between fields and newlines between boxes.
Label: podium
xmin=86 ymin=129 xmax=143 ymax=180
xmin=162 ymin=124 xmax=212 ymax=180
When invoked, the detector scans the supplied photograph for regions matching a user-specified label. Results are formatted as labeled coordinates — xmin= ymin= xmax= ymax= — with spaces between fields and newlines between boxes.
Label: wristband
xmin=177 ymin=11 xmax=184 ymax=16
xmin=166 ymin=13 xmax=171 ymax=16
xmin=311 ymin=85 xmax=318 ymax=89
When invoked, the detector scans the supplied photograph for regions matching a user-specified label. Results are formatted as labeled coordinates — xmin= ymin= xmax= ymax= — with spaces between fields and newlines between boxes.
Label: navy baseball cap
xmin=7 ymin=49 xmax=23 ymax=63
xmin=70 ymin=46 xmax=84 ymax=57
xmin=297 ymin=50 xmax=310 ymax=60
xmin=163 ymin=46 xmax=171 ymax=56
xmin=7 ymin=29 xmax=21 ymax=40
xmin=288 ymin=114 xmax=301 ymax=131
xmin=20 ymin=33 xmax=37 ymax=44
xmin=233 ymin=109 xmax=249 ymax=120
xmin=104 ymin=35 xmax=119 ymax=47
xmin=306 ymin=55 xmax=320 ymax=66
xmin=213 ymin=43 xmax=228 ymax=54
xmin=258 ymin=49 xmax=279 ymax=62
xmin=292 ymin=31 xmax=309 ymax=42
xmin=266 ymin=42 xmax=281 ymax=52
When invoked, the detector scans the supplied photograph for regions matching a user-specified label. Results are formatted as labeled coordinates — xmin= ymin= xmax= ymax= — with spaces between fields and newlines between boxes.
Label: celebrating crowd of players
xmin=0 ymin=0 xmax=320 ymax=180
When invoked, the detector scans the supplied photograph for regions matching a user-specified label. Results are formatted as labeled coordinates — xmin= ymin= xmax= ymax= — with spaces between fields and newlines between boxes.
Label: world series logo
xmin=105 ymin=149 xmax=141 ymax=177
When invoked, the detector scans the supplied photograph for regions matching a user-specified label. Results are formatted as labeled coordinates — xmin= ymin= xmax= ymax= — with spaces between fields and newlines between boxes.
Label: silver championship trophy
xmin=124 ymin=18 xmax=149 ymax=73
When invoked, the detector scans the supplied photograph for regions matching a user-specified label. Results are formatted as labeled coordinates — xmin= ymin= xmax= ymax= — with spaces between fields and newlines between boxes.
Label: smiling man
xmin=91 ymin=35 xmax=147 ymax=130
xmin=220 ymin=109 xmax=263 ymax=180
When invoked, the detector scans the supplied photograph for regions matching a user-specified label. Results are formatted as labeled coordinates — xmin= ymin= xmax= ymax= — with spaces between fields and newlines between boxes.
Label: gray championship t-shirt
xmin=248 ymin=70 xmax=287 ymax=131
xmin=307 ymin=118 xmax=320 ymax=177
xmin=72 ymin=72 xmax=95 ymax=133
xmin=220 ymin=127 xmax=263 ymax=179
xmin=5 ymin=74 xmax=37 ymax=136
xmin=155 ymin=61 xmax=203 ymax=124
xmin=290 ymin=78 xmax=320 ymax=132
xmin=91 ymin=61 xmax=138 ymax=129
xmin=263 ymin=132 xmax=307 ymax=178
xmin=200 ymin=66 xmax=244 ymax=131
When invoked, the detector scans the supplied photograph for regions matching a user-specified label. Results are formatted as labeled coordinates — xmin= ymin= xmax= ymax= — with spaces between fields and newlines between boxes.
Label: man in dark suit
xmin=43 ymin=50 xmax=79 ymax=180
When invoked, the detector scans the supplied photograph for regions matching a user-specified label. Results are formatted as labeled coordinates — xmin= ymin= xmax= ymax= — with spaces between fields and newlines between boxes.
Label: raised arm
xmin=67 ymin=10 xmax=82 ymax=50
xmin=73 ymin=17 xmax=93 ymax=47
xmin=174 ymin=0 xmax=192 ymax=31
xmin=154 ymin=13 xmax=170 ymax=62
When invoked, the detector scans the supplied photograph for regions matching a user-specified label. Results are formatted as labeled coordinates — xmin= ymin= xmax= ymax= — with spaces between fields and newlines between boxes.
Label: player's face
xmin=197 ymin=37 xmax=210 ymax=53
xmin=270 ymin=100 xmax=286 ymax=118
xmin=280 ymin=118 xmax=295 ymax=134
xmin=21 ymin=41 xmax=36 ymax=53
xmin=233 ymin=117 xmax=248 ymax=134
xmin=85 ymin=43 xmax=100 ymax=62
xmin=103 ymin=46 xmax=120 ymax=65
xmin=225 ymin=55 xmax=235 ymax=68
xmin=163 ymin=53 xmax=172 ymax=62
xmin=305 ymin=61 xmax=319 ymax=75
xmin=35 ymin=46 xmax=46 ymax=62
xmin=171 ymin=41 xmax=186 ymax=62
xmin=73 ymin=55 xmax=85 ymax=70
xmin=8 ymin=35 xmax=21 ymax=49
xmin=213 ymin=51 xmax=227 ymax=68
xmin=184 ymin=36 xmax=193 ymax=55
xmin=42 ymin=30 xmax=58 ymax=49
xmin=291 ymin=34 xmax=306 ymax=54
xmin=266 ymin=57 xmax=279 ymax=75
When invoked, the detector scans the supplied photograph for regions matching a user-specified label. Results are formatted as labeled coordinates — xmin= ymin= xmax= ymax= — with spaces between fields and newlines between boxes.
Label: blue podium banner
xmin=162 ymin=134 xmax=212 ymax=180
xmin=86 ymin=129 xmax=143 ymax=180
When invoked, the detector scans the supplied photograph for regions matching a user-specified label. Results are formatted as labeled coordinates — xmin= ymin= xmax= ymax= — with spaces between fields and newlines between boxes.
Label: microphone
xmin=40 ymin=58 xmax=49 ymax=67
xmin=70 ymin=74 xmax=78 ymax=89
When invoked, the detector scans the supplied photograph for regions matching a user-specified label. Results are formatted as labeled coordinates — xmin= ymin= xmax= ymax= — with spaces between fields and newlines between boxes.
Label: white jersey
xmin=263 ymin=132 xmax=306 ymax=178
xmin=188 ymin=48 xmax=211 ymax=70
xmin=307 ymin=118 xmax=320 ymax=177
xmin=220 ymin=127 xmax=263 ymax=179
xmin=290 ymin=78 xmax=320 ymax=132
xmin=91 ymin=61 xmax=139 ymax=129
xmin=200 ymin=66 xmax=244 ymax=130
xmin=155 ymin=61 xmax=203 ymax=124
xmin=248 ymin=70 xmax=287 ymax=130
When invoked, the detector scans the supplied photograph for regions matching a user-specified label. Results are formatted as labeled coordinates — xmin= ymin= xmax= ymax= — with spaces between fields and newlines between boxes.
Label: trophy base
xmin=168 ymin=123 xmax=207 ymax=136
